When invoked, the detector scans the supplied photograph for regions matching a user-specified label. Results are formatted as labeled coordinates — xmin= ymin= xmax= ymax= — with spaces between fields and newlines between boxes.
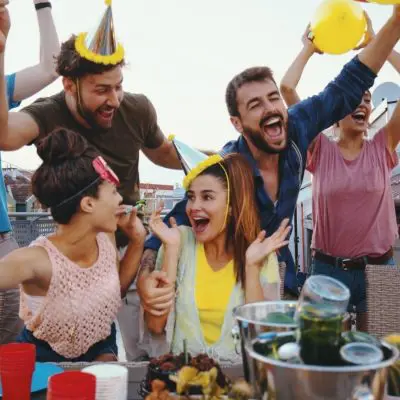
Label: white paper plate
xmin=83 ymin=364 xmax=128 ymax=378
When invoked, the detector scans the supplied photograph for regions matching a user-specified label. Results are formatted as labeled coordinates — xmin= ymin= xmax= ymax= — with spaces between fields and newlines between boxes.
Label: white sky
xmin=4 ymin=0 xmax=400 ymax=185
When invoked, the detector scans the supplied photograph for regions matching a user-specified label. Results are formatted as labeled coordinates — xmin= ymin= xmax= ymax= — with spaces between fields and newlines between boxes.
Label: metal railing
xmin=8 ymin=209 xmax=171 ymax=247
xmin=9 ymin=213 xmax=55 ymax=247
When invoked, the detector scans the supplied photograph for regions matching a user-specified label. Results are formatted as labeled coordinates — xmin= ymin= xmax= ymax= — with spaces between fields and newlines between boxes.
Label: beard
xmin=244 ymin=127 xmax=281 ymax=154
xmin=75 ymin=94 xmax=113 ymax=132
xmin=242 ymin=117 xmax=288 ymax=154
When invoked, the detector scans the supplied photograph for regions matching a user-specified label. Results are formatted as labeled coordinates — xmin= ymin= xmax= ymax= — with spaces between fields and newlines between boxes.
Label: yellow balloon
xmin=311 ymin=0 xmax=367 ymax=55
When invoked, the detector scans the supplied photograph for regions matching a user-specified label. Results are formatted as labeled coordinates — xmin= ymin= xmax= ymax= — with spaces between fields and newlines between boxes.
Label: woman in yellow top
xmin=145 ymin=151 xmax=290 ymax=362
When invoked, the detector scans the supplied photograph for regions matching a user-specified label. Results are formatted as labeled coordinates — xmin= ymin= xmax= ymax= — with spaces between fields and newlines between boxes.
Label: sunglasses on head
xmin=92 ymin=156 xmax=120 ymax=186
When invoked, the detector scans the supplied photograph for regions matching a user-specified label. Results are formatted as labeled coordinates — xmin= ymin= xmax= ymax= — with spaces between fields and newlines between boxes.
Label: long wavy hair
xmin=198 ymin=153 xmax=260 ymax=287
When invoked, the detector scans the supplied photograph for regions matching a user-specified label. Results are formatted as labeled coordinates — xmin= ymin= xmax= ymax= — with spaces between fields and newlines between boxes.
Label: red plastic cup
xmin=47 ymin=371 xmax=96 ymax=400
xmin=0 ymin=343 xmax=36 ymax=400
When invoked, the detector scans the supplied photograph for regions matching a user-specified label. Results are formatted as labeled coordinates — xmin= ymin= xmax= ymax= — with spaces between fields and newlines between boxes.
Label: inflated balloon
xmin=310 ymin=0 xmax=367 ymax=55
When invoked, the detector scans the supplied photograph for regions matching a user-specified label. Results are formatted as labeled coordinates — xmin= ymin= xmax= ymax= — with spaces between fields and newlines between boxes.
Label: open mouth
xmin=351 ymin=110 xmax=367 ymax=124
xmin=192 ymin=217 xmax=210 ymax=234
xmin=97 ymin=108 xmax=115 ymax=121
xmin=262 ymin=116 xmax=284 ymax=140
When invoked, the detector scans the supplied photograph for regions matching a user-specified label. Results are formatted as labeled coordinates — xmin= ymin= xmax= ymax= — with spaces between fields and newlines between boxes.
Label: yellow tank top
xmin=195 ymin=244 xmax=236 ymax=345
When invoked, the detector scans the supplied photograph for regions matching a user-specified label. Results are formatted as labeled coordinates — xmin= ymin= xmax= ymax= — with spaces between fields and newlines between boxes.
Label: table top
xmin=31 ymin=361 xmax=243 ymax=400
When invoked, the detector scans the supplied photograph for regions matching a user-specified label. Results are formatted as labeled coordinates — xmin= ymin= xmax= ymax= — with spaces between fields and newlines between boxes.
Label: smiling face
xmin=231 ymin=79 xmax=289 ymax=153
xmin=338 ymin=91 xmax=372 ymax=136
xmin=185 ymin=174 xmax=228 ymax=243
xmin=64 ymin=66 xmax=124 ymax=130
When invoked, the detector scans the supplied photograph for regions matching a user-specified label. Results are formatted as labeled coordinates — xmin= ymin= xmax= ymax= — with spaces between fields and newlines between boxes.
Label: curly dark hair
xmin=32 ymin=128 xmax=102 ymax=224
xmin=56 ymin=35 xmax=125 ymax=79
xmin=225 ymin=66 xmax=276 ymax=117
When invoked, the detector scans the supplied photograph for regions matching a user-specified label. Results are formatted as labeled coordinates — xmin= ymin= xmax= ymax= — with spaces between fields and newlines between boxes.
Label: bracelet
xmin=35 ymin=2 xmax=52 ymax=10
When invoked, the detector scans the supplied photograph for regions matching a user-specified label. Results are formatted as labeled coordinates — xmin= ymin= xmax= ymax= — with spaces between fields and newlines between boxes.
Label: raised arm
xmin=388 ymin=49 xmax=400 ymax=73
xmin=280 ymin=25 xmax=321 ymax=107
xmin=358 ymin=6 xmax=400 ymax=74
xmin=0 ymin=1 xmax=42 ymax=150
xmin=291 ymin=7 xmax=400 ymax=148
xmin=386 ymin=100 xmax=400 ymax=153
xmin=355 ymin=12 xmax=400 ymax=74
xmin=141 ymin=210 xmax=181 ymax=335
xmin=147 ymin=209 xmax=181 ymax=283
xmin=113 ymin=207 xmax=147 ymax=298
xmin=244 ymin=219 xmax=290 ymax=303
xmin=141 ymin=198 xmax=191 ymax=275
xmin=12 ymin=0 xmax=60 ymax=102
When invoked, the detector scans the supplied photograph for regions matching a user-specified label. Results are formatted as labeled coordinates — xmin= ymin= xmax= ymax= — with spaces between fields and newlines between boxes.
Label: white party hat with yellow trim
xmin=75 ymin=0 xmax=124 ymax=65
xmin=168 ymin=135 xmax=223 ymax=189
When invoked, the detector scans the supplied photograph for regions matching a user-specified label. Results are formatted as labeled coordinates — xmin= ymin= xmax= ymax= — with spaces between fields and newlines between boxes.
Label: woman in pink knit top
xmin=0 ymin=128 xmax=146 ymax=362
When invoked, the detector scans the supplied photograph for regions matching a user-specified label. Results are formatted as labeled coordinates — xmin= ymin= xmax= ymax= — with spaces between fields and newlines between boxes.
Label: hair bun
xmin=36 ymin=128 xmax=90 ymax=164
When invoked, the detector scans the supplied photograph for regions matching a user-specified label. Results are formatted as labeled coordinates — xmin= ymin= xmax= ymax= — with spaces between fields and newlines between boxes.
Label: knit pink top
xmin=19 ymin=233 xmax=122 ymax=359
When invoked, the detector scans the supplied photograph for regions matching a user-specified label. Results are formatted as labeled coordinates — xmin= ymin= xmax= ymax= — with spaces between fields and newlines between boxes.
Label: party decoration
xmin=168 ymin=135 xmax=223 ymax=190
xmin=311 ymin=0 xmax=367 ymax=55
xmin=75 ymin=0 xmax=124 ymax=65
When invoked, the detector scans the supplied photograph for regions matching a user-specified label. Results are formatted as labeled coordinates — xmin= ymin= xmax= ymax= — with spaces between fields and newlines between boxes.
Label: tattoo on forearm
xmin=139 ymin=249 xmax=157 ymax=275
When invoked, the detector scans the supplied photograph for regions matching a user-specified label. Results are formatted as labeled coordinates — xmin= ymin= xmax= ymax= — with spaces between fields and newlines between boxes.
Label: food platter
xmin=139 ymin=352 xmax=251 ymax=400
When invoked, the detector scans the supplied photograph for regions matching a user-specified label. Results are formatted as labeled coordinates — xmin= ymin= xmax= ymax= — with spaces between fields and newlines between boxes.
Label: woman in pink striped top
xmin=280 ymin=21 xmax=400 ymax=331
xmin=0 ymin=128 xmax=146 ymax=361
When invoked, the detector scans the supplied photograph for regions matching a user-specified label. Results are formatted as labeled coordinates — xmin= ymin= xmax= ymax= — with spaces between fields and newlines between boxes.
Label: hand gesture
xmin=0 ymin=1 xmax=10 ymax=54
xmin=354 ymin=12 xmax=375 ymax=51
xmin=302 ymin=23 xmax=323 ymax=54
xmin=246 ymin=219 xmax=291 ymax=268
xmin=117 ymin=205 xmax=147 ymax=244
xmin=137 ymin=270 xmax=175 ymax=316
xmin=149 ymin=206 xmax=180 ymax=247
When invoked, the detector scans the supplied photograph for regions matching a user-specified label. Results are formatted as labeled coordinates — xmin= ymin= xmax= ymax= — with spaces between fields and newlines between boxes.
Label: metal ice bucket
xmin=245 ymin=335 xmax=398 ymax=400
xmin=233 ymin=301 xmax=386 ymax=400
xmin=233 ymin=301 xmax=297 ymax=333
xmin=232 ymin=301 xmax=297 ymax=386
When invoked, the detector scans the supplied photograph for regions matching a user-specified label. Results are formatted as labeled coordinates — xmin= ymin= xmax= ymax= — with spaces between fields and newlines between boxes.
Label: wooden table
xmin=31 ymin=362 xmax=244 ymax=400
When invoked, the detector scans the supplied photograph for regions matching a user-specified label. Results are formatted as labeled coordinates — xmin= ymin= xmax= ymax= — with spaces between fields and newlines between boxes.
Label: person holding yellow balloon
xmin=280 ymin=7 xmax=400 ymax=332
xmin=310 ymin=0 xmax=368 ymax=55
xmin=309 ymin=0 xmax=400 ymax=55
xmin=280 ymin=17 xmax=400 ymax=107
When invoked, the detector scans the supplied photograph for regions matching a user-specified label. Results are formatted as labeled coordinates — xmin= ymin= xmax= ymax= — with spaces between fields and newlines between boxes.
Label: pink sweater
xmin=20 ymin=233 xmax=122 ymax=359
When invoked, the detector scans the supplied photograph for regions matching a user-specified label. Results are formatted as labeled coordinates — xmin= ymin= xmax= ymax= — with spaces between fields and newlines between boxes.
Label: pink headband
xmin=53 ymin=156 xmax=120 ymax=209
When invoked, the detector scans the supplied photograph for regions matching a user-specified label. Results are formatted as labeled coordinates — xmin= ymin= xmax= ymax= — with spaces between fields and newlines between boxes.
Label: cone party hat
xmin=75 ymin=0 xmax=124 ymax=65
xmin=168 ymin=135 xmax=223 ymax=189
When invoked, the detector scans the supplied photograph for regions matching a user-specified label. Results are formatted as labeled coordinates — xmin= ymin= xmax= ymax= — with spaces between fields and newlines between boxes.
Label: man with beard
xmin=0 ymin=1 xmax=181 ymax=225
xmin=138 ymin=6 xmax=400 ymax=312
xmin=0 ymin=0 xmax=181 ymax=361
xmin=8 ymin=34 xmax=181 ymax=206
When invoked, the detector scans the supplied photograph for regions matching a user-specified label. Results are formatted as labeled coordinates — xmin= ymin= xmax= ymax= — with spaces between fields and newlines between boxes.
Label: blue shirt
xmin=144 ymin=57 xmax=376 ymax=292
xmin=0 ymin=74 xmax=21 ymax=232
